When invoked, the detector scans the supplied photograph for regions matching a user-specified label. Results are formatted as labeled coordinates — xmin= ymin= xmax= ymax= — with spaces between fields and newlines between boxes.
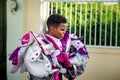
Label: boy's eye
xmin=61 ymin=29 xmax=65 ymax=31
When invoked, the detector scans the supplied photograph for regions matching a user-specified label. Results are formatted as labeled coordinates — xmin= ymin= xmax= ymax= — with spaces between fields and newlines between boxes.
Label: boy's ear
xmin=50 ymin=26 xmax=55 ymax=32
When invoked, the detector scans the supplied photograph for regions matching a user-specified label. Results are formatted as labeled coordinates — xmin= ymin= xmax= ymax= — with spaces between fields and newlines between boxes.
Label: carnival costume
xmin=9 ymin=29 xmax=89 ymax=80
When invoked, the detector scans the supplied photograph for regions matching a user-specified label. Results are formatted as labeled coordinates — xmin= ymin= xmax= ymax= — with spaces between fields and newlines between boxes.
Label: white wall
xmin=7 ymin=0 xmax=24 ymax=80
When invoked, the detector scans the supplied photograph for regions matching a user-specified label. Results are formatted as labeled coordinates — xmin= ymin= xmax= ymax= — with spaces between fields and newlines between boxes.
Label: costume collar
xmin=46 ymin=34 xmax=61 ymax=43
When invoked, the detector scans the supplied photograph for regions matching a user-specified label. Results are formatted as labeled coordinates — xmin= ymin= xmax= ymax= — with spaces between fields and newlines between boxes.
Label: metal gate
xmin=40 ymin=0 xmax=120 ymax=48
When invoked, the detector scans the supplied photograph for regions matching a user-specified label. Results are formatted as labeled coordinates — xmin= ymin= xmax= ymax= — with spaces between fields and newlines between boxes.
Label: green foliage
xmin=50 ymin=2 xmax=120 ymax=46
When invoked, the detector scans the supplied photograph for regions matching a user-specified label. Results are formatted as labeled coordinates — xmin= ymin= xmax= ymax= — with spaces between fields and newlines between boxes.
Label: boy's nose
xmin=63 ymin=31 xmax=65 ymax=34
xmin=63 ymin=30 xmax=66 ymax=34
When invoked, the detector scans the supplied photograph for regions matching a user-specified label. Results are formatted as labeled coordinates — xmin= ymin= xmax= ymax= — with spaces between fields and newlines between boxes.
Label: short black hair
xmin=47 ymin=14 xmax=67 ymax=30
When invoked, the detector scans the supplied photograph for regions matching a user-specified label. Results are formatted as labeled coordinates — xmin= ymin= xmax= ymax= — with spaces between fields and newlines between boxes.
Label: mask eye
xmin=77 ymin=42 xmax=80 ymax=44
xmin=39 ymin=53 xmax=43 ymax=60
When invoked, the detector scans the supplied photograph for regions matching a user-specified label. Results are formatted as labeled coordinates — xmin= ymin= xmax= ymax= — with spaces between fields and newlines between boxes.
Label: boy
xmin=46 ymin=14 xmax=74 ymax=80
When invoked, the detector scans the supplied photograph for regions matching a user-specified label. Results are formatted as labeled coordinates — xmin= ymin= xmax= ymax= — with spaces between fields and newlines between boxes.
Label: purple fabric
xmin=69 ymin=53 xmax=76 ymax=58
xmin=60 ymin=32 xmax=69 ymax=51
xmin=45 ymin=35 xmax=65 ymax=63
xmin=12 ymin=57 xmax=18 ymax=65
xmin=45 ymin=34 xmax=72 ymax=68
xmin=21 ymin=32 xmax=30 ymax=45
xmin=71 ymin=36 xmax=83 ymax=41
xmin=57 ymin=52 xmax=71 ymax=68
xmin=78 ymin=46 xmax=88 ymax=55
xmin=9 ymin=47 xmax=21 ymax=65
xmin=45 ymin=32 xmax=69 ymax=51
xmin=9 ymin=47 xmax=21 ymax=60
xmin=69 ymin=45 xmax=77 ymax=53
xmin=69 ymin=45 xmax=88 ymax=56
xmin=45 ymin=35 xmax=60 ymax=50
xmin=71 ymin=37 xmax=82 ymax=41
xmin=53 ymin=72 xmax=59 ymax=80
xmin=60 ymin=32 xmax=69 ymax=46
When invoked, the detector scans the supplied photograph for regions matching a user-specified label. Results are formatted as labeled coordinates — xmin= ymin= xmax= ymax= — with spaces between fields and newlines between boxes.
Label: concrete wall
xmin=23 ymin=0 xmax=40 ymax=33
xmin=7 ymin=0 xmax=40 ymax=80
xmin=70 ymin=48 xmax=120 ymax=80
xmin=7 ymin=0 xmax=24 ymax=80
xmin=7 ymin=0 xmax=120 ymax=80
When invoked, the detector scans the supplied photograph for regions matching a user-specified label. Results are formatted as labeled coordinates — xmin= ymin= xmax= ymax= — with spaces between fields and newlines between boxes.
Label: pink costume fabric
xmin=45 ymin=33 xmax=72 ymax=80
xmin=9 ymin=33 xmax=30 ymax=65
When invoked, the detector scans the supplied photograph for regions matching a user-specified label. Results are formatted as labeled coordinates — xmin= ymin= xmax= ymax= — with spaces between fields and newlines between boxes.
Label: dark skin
xmin=48 ymin=23 xmax=67 ymax=39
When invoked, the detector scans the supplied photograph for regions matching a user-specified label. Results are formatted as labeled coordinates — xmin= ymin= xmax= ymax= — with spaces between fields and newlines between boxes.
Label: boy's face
xmin=50 ymin=23 xmax=66 ymax=39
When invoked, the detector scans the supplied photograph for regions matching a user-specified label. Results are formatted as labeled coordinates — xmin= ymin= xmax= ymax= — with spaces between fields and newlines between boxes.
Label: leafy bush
xmin=50 ymin=2 xmax=120 ymax=47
